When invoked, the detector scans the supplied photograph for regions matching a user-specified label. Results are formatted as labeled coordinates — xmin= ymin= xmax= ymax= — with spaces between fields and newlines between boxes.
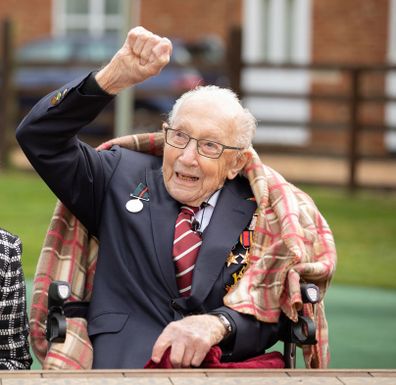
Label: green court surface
xmin=26 ymin=282 xmax=396 ymax=369
xmin=325 ymin=284 xmax=396 ymax=368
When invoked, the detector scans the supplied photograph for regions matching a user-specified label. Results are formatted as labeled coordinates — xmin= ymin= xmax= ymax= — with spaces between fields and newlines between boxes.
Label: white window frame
xmin=52 ymin=0 xmax=122 ymax=37
xmin=243 ymin=0 xmax=311 ymax=64
xmin=242 ymin=0 xmax=312 ymax=146
xmin=385 ymin=0 xmax=396 ymax=151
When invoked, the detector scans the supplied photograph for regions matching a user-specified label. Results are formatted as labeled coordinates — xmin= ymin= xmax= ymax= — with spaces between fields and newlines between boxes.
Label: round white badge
xmin=125 ymin=199 xmax=144 ymax=213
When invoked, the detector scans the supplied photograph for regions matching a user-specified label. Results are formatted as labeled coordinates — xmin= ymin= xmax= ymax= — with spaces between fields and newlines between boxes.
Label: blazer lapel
xmin=187 ymin=177 xmax=256 ymax=308
xmin=146 ymin=171 xmax=256 ymax=309
xmin=146 ymin=168 xmax=180 ymax=298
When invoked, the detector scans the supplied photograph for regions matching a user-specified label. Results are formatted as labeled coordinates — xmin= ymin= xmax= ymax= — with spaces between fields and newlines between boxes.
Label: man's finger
xmin=150 ymin=38 xmax=172 ymax=66
xmin=169 ymin=342 xmax=185 ymax=368
xmin=151 ymin=334 xmax=170 ymax=363
xmin=180 ymin=346 xmax=195 ymax=368
xmin=190 ymin=347 xmax=208 ymax=367
xmin=139 ymin=35 xmax=161 ymax=66
xmin=126 ymin=26 xmax=148 ymax=47
xmin=133 ymin=32 xmax=152 ymax=58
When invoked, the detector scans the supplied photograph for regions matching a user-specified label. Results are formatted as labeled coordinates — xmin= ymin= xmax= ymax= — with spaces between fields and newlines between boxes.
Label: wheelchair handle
xmin=283 ymin=282 xmax=319 ymax=368
xmin=300 ymin=283 xmax=320 ymax=304
xmin=46 ymin=281 xmax=71 ymax=344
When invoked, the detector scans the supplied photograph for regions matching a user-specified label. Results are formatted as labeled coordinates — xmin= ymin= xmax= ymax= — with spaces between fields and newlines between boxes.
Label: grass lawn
xmin=301 ymin=186 xmax=396 ymax=289
xmin=0 ymin=170 xmax=56 ymax=278
xmin=1 ymin=169 xmax=396 ymax=289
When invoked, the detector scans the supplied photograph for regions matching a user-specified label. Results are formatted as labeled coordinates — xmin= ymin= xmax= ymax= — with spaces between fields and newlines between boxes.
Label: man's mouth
xmin=176 ymin=172 xmax=199 ymax=182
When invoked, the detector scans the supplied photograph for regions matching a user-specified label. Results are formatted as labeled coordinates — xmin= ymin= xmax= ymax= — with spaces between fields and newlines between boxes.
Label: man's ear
xmin=227 ymin=150 xmax=253 ymax=180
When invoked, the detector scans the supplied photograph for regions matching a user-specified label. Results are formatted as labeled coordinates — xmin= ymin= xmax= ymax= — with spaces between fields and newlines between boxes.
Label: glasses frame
xmin=164 ymin=126 xmax=244 ymax=159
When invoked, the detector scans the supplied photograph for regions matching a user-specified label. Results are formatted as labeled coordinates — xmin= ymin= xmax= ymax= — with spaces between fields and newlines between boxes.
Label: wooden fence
xmin=234 ymin=61 xmax=396 ymax=191
xmin=225 ymin=28 xmax=396 ymax=191
xmin=1 ymin=20 xmax=396 ymax=190
xmin=0 ymin=19 xmax=14 ymax=168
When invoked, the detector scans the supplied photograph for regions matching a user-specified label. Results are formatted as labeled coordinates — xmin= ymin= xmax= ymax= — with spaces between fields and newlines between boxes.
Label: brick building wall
xmin=311 ymin=0 xmax=390 ymax=155
xmin=0 ymin=0 xmax=391 ymax=155
xmin=312 ymin=0 xmax=388 ymax=65
xmin=141 ymin=0 xmax=242 ymax=43
xmin=0 ymin=0 xmax=52 ymax=46
xmin=0 ymin=0 xmax=241 ymax=47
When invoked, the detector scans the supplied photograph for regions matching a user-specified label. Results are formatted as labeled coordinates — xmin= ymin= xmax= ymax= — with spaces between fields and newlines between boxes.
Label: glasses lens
xmin=167 ymin=129 xmax=189 ymax=148
xmin=198 ymin=140 xmax=222 ymax=158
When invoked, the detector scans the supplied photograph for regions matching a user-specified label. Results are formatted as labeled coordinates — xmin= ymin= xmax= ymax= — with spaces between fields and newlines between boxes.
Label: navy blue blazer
xmin=16 ymin=75 xmax=281 ymax=368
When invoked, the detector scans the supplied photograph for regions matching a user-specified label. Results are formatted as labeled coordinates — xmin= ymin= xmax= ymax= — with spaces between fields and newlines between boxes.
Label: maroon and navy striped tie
xmin=173 ymin=205 xmax=202 ymax=297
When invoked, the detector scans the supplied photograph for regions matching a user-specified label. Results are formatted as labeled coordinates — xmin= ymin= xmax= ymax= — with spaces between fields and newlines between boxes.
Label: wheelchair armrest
xmin=46 ymin=281 xmax=90 ymax=344
xmin=291 ymin=315 xmax=317 ymax=345
xmin=46 ymin=281 xmax=71 ymax=344
xmin=284 ymin=282 xmax=319 ymax=345
xmin=283 ymin=282 xmax=319 ymax=368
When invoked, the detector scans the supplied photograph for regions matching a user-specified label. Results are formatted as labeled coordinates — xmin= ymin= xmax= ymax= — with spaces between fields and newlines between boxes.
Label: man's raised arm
xmin=16 ymin=26 xmax=171 ymax=234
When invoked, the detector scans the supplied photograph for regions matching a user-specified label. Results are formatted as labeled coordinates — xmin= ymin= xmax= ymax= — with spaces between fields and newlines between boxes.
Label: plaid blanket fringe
xmin=29 ymin=132 xmax=336 ymax=369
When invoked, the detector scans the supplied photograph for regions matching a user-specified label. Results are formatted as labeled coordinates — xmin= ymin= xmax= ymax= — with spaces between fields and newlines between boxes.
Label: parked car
xmin=185 ymin=35 xmax=230 ymax=87
xmin=15 ymin=35 xmax=204 ymax=135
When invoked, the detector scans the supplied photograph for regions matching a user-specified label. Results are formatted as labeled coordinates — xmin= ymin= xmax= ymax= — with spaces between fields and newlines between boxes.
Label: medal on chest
xmin=125 ymin=199 xmax=144 ymax=213
xmin=125 ymin=183 xmax=149 ymax=213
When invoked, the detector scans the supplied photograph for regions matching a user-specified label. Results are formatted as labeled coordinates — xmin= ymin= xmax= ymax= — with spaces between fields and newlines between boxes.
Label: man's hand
xmin=151 ymin=314 xmax=228 ymax=368
xmin=95 ymin=26 xmax=172 ymax=95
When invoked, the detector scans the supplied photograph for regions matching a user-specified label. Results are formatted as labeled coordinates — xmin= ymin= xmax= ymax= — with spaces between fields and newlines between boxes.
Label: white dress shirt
xmin=193 ymin=189 xmax=221 ymax=233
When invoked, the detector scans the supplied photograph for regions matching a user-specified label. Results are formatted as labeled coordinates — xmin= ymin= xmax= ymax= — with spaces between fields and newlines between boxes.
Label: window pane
xmin=66 ymin=0 xmax=89 ymax=14
xmin=65 ymin=26 xmax=90 ymax=36
xmin=105 ymin=0 xmax=121 ymax=14
xmin=104 ymin=27 xmax=119 ymax=37
xmin=18 ymin=39 xmax=73 ymax=62
xmin=76 ymin=37 xmax=118 ymax=61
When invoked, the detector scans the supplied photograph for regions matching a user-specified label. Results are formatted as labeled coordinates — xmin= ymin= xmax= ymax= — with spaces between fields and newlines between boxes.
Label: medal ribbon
xmin=240 ymin=230 xmax=252 ymax=249
xmin=131 ymin=183 xmax=149 ymax=201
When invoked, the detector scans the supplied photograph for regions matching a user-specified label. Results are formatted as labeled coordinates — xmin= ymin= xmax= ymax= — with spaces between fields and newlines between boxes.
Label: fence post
xmin=348 ymin=68 xmax=360 ymax=192
xmin=226 ymin=26 xmax=242 ymax=97
xmin=0 ymin=18 xmax=14 ymax=169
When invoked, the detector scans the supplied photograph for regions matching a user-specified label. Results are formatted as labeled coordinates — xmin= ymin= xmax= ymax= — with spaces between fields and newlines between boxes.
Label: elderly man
xmin=16 ymin=27 xmax=283 ymax=368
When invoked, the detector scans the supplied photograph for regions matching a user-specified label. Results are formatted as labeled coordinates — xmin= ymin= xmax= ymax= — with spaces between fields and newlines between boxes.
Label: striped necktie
xmin=173 ymin=205 xmax=202 ymax=297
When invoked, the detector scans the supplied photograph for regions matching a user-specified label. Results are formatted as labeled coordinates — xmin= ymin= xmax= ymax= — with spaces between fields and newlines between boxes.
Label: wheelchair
xmin=46 ymin=280 xmax=320 ymax=369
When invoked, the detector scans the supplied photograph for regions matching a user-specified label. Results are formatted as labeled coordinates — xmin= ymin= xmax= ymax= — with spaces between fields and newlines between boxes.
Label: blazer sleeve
xmin=210 ymin=306 xmax=282 ymax=361
xmin=0 ymin=230 xmax=32 ymax=370
xmin=16 ymin=74 xmax=119 ymax=235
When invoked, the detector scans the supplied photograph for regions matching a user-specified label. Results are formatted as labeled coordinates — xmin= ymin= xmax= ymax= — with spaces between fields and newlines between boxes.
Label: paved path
xmin=0 ymin=369 xmax=396 ymax=385
xmin=260 ymin=154 xmax=396 ymax=188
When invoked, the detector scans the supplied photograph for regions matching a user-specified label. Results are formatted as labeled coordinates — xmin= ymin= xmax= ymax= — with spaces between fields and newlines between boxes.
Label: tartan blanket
xmin=30 ymin=132 xmax=336 ymax=369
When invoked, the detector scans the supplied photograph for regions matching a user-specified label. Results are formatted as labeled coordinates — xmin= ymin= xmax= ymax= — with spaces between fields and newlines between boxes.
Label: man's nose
xmin=179 ymin=139 xmax=199 ymax=164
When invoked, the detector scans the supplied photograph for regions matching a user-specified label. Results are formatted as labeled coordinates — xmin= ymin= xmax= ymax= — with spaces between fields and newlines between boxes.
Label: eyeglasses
xmin=164 ymin=127 xmax=244 ymax=159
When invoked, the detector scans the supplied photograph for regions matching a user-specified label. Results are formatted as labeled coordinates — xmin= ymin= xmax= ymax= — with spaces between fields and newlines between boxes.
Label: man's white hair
xmin=167 ymin=85 xmax=256 ymax=148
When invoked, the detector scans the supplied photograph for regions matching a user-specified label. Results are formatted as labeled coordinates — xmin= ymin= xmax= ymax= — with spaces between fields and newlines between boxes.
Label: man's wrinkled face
xmin=162 ymin=97 xmax=243 ymax=207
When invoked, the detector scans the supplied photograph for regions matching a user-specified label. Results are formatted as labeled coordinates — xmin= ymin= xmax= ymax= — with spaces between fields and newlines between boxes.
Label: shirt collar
xmin=204 ymin=189 xmax=221 ymax=209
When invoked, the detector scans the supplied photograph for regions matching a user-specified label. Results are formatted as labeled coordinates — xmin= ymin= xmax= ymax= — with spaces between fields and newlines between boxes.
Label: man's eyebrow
xmin=171 ymin=123 xmax=189 ymax=132
xmin=200 ymin=132 xmax=225 ymax=143
xmin=172 ymin=123 xmax=225 ymax=142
